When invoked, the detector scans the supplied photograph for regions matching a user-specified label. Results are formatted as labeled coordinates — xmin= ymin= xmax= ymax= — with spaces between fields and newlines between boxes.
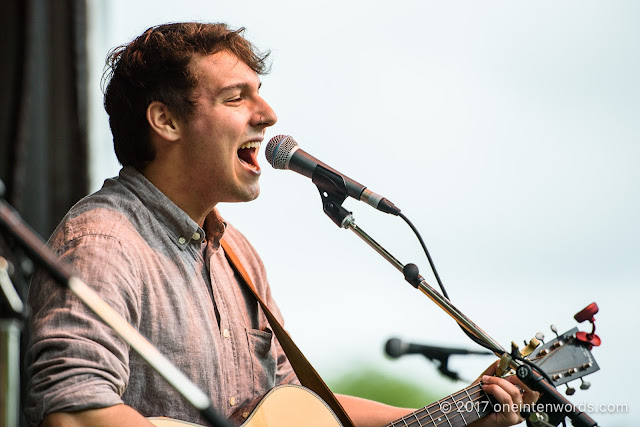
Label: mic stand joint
xmin=312 ymin=166 xmax=353 ymax=228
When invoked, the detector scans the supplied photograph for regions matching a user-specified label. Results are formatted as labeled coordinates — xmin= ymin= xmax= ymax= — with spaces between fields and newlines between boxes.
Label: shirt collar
xmin=117 ymin=166 xmax=226 ymax=249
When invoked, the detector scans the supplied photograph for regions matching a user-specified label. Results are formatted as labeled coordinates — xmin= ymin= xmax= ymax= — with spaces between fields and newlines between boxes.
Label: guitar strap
xmin=220 ymin=238 xmax=355 ymax=427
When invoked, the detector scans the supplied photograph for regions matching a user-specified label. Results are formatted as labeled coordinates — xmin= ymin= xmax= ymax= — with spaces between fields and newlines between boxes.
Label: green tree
xmin=329 ymin=366 xmax=444 ymax=409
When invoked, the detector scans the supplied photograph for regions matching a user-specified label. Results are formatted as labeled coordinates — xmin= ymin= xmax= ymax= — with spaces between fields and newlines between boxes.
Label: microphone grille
xmin=384 ymin=338 xmax=406 ymax=358
xmin=265 ymin=135 xmax=298 ymax=169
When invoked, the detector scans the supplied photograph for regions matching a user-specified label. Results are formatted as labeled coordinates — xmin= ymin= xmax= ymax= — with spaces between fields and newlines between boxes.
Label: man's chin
xmin=225 ymin=187 xmax=260 ymax=204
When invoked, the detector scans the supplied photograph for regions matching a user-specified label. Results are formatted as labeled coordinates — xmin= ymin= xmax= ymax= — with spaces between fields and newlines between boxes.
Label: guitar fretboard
xmin=386 ymin=383 xmax=495 ymax=427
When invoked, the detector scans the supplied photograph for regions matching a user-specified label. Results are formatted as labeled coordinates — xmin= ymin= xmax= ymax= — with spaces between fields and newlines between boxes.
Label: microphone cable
xmin=398 ymin=212 xmax=559 ymax=391
xmin=398 ymin=212 xmax=449 ymax=300
xmin=399 ymin=211 xmax=495 ymax=350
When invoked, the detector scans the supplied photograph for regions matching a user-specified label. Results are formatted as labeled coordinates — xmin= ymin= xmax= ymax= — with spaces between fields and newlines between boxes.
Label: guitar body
xmin=149 ymin=384 xmax=342 ymax=427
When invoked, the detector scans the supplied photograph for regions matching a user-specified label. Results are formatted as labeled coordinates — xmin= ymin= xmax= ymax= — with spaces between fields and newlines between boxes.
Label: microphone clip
xmin=424 ymin=352 xmax=461 ymax=381
xmin=312 ymin=165 xmax=353 ymax=228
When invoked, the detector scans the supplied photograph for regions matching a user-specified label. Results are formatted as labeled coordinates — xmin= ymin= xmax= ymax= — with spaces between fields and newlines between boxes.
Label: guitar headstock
xmin=527 ymin=327 xmax=599 ymax=388
xmin=526 ymin=302 xmax=601 ymax=394
xmin=517 ymin=304 xmax=602 ymax=426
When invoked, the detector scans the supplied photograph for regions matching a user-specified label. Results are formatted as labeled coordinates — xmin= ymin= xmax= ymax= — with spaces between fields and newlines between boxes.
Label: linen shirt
xmin=24 ymin=166 xmax=298 ymax=426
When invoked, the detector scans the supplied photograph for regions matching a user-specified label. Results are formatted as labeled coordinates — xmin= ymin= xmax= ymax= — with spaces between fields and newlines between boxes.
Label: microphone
xmin=265 ymin=135 xmax=400 ymax=215
xmin=385 ymin=338 xmax=491 ymax=358
xmin=385 ymin=337 xmax=492 ymax=381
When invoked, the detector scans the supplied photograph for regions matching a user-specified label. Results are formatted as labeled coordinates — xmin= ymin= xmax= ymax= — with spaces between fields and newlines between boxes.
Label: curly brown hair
xmin=103 ymin=22 xmax=270 ymax=169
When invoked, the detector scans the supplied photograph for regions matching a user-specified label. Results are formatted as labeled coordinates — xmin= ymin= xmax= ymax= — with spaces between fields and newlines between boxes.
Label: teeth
xmin=239 ymin=141 xmax=261 ymax=150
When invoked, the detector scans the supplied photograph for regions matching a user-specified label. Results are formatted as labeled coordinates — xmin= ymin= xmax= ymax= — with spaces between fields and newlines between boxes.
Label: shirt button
xmin=222 ymin=329 xmax=230 ymax=338
xmin=229 ymin=397 xmax=236 ymax=406
xmin=192 ymin=232 xmax=201 ymax=240
xmin=178 ymin=237 xmax=186 ymax=244
xmin=242 ymin=412 xmax=250 ymax=419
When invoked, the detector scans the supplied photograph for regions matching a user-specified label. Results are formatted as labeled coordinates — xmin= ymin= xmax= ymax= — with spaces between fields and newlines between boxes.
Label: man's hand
xmin=471 ymin=362 xmax=541 ymax=427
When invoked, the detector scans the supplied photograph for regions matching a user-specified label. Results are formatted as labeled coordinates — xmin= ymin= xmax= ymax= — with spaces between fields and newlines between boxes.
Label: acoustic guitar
xmin=149 ymin=325 xmax=599 ymax=427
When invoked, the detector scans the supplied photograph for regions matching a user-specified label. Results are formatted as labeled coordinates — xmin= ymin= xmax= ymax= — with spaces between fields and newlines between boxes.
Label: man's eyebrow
xmin=216 ymin=81 xmax=262 ymax=95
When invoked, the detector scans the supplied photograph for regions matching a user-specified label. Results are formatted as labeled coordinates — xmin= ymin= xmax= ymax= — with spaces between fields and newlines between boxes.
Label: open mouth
xmin=237 ymin=142 xmax=261 ymax=172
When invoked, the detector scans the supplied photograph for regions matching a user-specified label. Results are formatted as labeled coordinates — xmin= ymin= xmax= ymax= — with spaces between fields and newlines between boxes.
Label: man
xmin=24 ymin=22 xmax=534 ymax=426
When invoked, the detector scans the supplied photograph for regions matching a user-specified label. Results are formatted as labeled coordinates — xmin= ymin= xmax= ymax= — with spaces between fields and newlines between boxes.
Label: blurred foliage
xmin=328 ymin=365 xmax=444 ymax=409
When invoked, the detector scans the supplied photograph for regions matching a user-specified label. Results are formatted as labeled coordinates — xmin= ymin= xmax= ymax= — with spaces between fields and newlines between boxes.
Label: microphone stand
xmin=311 ymin=168 xmax=598 ymax=427
xmin=0 ymin=256 xmax=24 ymax=427
xmin=0 ymin=193 xmax=229 ymax=427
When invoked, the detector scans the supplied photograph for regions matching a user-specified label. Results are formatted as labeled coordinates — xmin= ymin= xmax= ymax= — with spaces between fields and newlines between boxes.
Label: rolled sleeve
xmin=24 ymin=227 xmax=142 ymax=425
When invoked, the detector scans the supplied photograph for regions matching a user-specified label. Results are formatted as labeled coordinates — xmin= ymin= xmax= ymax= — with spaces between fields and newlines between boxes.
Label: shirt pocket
xmin=245 ymin=327 xmax=277 ymax=395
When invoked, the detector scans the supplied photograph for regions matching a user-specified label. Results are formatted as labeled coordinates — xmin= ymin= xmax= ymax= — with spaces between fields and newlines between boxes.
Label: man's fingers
xmin=506 ymin=375 xmax=541 ymax=405
xmin=481 ymin=375 xmax=525 ymax=424
xmin=483 ymin=375 xmax=523 ymax=404
xmin=475 ymin=360 xmax=499 ymax=383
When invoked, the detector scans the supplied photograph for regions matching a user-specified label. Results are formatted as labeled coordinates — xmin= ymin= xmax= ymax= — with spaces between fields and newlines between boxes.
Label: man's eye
xmin=227 ymin=97 xmax=242 ymax=103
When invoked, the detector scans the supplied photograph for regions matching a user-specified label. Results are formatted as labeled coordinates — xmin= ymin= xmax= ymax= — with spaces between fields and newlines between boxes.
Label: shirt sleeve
xmin=24 ymin=228 xmax=143 ymax=426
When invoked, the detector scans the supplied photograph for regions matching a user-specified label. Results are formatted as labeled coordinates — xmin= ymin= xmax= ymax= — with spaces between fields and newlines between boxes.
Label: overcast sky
xmin=87 ymin=1 xmax=639 ymax=425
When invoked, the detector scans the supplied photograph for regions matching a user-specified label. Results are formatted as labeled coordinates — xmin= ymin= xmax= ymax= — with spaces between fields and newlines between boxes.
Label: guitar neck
xmin=386 ymin=383 xmax=494 ymax=427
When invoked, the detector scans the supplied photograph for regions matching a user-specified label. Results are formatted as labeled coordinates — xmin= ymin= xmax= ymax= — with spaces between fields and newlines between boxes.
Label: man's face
xmin=178 ymin=50 xmax=277 ymax=204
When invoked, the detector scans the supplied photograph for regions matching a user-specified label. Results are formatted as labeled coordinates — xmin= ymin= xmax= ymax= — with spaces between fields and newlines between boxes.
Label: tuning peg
xmin=566 ymin=385 xmax=576 ymax=396
xmin=527 ymin=411 xmax=551 ymax=427
xmin=535 ymin=332 xmax=545 ymax=343
xmin=580 ymin=379 xmax=591 ymax=390
xmin=550 ymin=325 xmax=559 ymax=338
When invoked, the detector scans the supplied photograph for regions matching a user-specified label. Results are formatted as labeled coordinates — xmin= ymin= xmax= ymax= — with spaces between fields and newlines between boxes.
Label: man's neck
xmin=140 ymin=162 xmax=215 ymax=228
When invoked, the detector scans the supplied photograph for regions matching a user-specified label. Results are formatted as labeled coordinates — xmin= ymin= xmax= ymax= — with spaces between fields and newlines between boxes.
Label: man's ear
xmin=146 ymin=101 xmax=181 ymax=141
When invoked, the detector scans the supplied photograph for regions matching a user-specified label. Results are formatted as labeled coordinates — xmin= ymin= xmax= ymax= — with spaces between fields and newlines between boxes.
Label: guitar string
xmin=389 ymin=384 xmax=492 ymax=427
xmin=531 ymin=344 xmax=562 ymax=368
xmin=410 ymin=393 xmax=490 ymax=427
xmin=393 ymin=393 xmax=488 ymax=427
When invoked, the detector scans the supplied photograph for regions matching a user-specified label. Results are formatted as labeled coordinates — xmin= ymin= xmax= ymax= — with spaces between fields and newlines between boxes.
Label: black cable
xmin=398 ymin=211 xmax=487 ymax=349
xmin=398 ymin=211 xmax=496 ymax=355
xmin=398 ymin=211 xmax=558 ymax=386
xmin=397 ymin=211 xmax=578 ymax=425
xmin=398 ymin=212 xmax=450 ymax=300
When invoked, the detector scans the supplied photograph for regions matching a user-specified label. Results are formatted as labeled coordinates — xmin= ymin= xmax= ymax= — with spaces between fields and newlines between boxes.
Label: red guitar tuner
xmin=574 ymin=302 xmax=601 ymax=348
